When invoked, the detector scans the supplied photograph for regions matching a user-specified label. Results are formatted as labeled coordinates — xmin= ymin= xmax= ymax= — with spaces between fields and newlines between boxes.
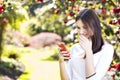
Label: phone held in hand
xmin=58 ymin=42 xmax=67 ymax=51
xmin=58 ymin=42 xmax=69 ymax=61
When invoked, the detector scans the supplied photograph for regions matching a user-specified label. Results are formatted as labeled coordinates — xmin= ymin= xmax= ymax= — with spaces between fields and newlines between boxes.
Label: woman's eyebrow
xmin=77 ymin=25 xmax=84 ymax=28
xmin=76 ymin=25 xmax=80 ymax=28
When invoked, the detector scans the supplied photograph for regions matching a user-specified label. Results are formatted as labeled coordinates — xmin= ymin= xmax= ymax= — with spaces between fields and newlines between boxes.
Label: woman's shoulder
xmin=99 ymin=41 xmax=114 ymax=56
xmin=102 ymin=41 xmax=114 ymax=50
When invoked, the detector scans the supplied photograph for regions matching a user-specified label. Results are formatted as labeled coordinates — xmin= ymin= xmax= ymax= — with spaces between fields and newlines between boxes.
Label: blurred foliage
xmin=27 ymin=10 xmax=71 ymax=40
xmin=0 ymin=60 xmax=24 ymax=80
xmin=43 ymin=48 xmax=59 ymax=61
xmin=0 ymin=0 xmax=28 ymax=60
xmin=0 ymin=0 xmax=28 ymax=29
xmin=2 ymin=45 xmax=32 ymax=59
xmin=2 ymin=45 xmax=21 ymax=60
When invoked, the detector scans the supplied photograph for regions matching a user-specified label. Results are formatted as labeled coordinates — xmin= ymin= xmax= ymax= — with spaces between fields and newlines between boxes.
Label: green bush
xmin=0 ymin=60 xmax=25 ymax=80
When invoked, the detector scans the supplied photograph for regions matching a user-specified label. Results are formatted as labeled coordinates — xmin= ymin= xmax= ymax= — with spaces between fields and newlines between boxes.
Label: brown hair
xmin=76 ymin=8 xmax=104 ymax=54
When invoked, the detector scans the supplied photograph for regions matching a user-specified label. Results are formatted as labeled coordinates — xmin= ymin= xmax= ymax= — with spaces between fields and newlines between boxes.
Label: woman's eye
xmin=77 ymin=27 xmax=80 ymax=29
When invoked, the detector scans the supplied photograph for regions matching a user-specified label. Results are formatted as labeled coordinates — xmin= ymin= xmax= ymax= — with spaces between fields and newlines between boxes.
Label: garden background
xmin=0 ymin=0 xmax=120 ymax=80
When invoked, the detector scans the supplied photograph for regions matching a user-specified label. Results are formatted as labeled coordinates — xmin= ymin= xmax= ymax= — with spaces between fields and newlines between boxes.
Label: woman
xmin=58 ymin=8 xmax=114 ymax=80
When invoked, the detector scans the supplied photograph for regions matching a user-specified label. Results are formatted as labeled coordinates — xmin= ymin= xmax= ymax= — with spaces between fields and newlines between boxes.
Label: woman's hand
xmin=58 ymin=47 xmax=70 ymax=62
xmin=79 ymin=35 xmax=95 ymax=77
xmin=79 ymin=35 xmax=92 ymax=54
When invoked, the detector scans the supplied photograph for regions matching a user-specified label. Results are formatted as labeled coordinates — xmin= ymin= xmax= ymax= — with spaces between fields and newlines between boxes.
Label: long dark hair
xmin=76 ymin=8 xmax=104 ymax=54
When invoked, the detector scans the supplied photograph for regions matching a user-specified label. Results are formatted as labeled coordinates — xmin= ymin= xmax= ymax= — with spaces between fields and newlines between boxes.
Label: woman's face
xmin=76 ymin=20 xmax=90 ymax=39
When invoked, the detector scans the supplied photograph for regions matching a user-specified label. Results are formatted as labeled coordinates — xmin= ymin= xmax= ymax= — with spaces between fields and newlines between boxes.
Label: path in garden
xmin=19 ymin=48 xmax=61 ymax=80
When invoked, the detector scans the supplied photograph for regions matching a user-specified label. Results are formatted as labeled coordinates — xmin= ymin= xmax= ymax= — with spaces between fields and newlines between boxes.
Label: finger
xmin=63 ymin=53 xmax=70 ymax=57
xmin=79 ymin=36 xmax=85 ymax=42
xmin=58 ymin=53 xmax=70 ymax=60
xmin=80 ymin=35 xmax=89 ymax=41
xmin=58 ymin=47 xmax=67 ymax=53
xmin=79 ymin=41 xmax=86 ymax=49
xmin=64 ymin=56 xmax=71 ymax=60
xmin=80 ymin=37 xmax=92 ymax=45
xmin=61 ymin=51 xmax=69 ymax=54
xmin=58 ymin=50 xmax=69 ymax=58
xmin=79 ymin=36 xmax=90 ymax=45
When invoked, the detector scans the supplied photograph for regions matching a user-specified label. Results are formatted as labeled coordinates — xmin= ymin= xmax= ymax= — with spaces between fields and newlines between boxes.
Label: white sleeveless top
xmin=67 ymin=42 xmax=114 ymax=80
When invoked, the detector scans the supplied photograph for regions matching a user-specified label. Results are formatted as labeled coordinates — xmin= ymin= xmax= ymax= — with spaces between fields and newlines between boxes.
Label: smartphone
xmin=58 ymin=42 xmax=67 ymax=51
xmin=58 ymin=42 xmax=70 ymax=61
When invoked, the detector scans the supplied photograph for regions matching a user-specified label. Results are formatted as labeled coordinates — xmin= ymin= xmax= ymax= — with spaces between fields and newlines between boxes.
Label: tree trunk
xmin=0 ymin=22 xmax=4 ymax=61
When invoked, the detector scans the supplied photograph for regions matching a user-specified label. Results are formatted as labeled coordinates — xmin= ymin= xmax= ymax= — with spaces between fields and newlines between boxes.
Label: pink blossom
xmin=0 ymin=4 xmax=4 ymax=13
xmin=117 ymin=19 xmax=120 ymax=24
xmin=115 ymin=63 xmax=120 ymax=71
xmin=113 ymin=7 xmax=120 ymax=13
xmin=111 ymin=74 xmax=115 ymax=78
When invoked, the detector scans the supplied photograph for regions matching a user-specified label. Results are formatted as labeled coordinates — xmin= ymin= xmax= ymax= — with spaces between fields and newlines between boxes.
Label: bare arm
xmin=58 ymin=50 xmax=70 ymax=80
xmin=79 ymin=35 xmax=95 ymax=78
xmin=59 ymin=59 xmax=69 ymax=80
xmin=86 ymin=43 xmax=114 ymax=80
xmin=85 ymin=50 xmax=96 ymax=78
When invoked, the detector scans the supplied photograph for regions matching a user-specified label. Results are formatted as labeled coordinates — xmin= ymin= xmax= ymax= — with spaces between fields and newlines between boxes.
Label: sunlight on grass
xmin=29 ymin=61 xmax=60 ymax=80
xmin=17 ymin=46 xmax=61 ymax=80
